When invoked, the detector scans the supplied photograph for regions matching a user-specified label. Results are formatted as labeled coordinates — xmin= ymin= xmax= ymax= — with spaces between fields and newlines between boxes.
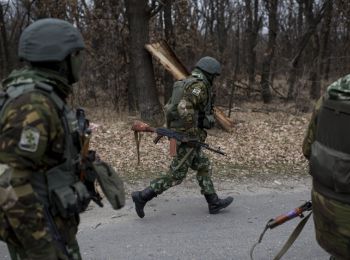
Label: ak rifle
xmin=131 ymin=120 xmax=226 ymax=156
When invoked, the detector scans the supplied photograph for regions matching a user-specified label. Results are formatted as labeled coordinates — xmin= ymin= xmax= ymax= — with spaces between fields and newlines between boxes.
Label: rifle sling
xmin=173 ymin=148 xmax=195 ymax=172
xmin=250 ymin=211 xmax=312 ymax=260
xmin=134 ymin=131 xmax=142 ymax=165
xmin=273 ymin=211 xmax=312 ymax=260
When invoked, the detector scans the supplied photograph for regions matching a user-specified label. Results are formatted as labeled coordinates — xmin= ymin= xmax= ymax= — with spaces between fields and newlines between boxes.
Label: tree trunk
xmin=245 ymin=0 xmax=260 ymax=97
xmin=245 ymin=0 xmax=254 ymax=96
xmin=287 ymin=0 xmax=329 ymax=100
xmin=0 ymin=2 xmax=10 ymax=78
xmin=260 ymin=0 xmax=278 ymax=103
xmin=125 ymin=0 xmax=164 ymax=125
xmin=228 ymin=21 xmax=240 ymax=117
xmin=163 ymin=0 xmax=175 ymax=103
xmin=318 ymin=1 xmax=332 ymax=82
xmin=305 ymin=0 xmax=321 ymax=100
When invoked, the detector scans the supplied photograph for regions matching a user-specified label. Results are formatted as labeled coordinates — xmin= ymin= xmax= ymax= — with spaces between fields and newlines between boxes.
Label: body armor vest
xmin=0 ymin=82 xmax=89 ymax=217
xmin=164 ymin=76 xmax=213 ymax=130
xmin=310 ymin=98 xmax=350 ymax=204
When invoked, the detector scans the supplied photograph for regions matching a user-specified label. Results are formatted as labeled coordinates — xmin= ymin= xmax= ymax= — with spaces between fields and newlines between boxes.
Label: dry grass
xmin=85 ymin=100 xmax=312 ymax=187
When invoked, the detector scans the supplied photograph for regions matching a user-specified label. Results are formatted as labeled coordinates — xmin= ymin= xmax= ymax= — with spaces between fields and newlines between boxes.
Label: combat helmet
xmin=195 ymin=56 xmax=221 ymax=76
xmin=18 ymin=18 xmax=85 ymax=85
xmin=18 ymin=18 xmax=85 ymax=62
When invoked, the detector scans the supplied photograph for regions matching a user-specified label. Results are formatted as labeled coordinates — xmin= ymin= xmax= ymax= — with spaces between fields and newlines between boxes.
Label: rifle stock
xmin=267 ymin=201 xmax=312 ymax=229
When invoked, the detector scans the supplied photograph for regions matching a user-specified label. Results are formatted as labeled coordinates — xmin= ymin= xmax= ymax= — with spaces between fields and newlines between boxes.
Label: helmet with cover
xmin=195 ymin=56 xmax=221 ymax=76
xmin=18 ymin=18 xmax=85 ymax=84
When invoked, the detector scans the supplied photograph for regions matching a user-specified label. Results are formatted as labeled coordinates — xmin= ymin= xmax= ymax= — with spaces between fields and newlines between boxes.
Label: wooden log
xmin=145 ymin=40 xmax=234 ymax=132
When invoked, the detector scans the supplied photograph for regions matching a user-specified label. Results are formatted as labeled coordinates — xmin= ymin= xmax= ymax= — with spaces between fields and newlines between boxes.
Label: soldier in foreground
xmin=0 ymin=18 xmax=125 ymax=259
xmin=303 ymin=75 xmax=350 ymax=260
xmin=132 ymin=57 xmax=233 ymax=218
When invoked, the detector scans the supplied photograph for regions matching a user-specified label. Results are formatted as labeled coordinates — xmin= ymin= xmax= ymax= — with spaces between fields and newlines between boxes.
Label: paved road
xmin=0 ymin=187 xmax=330 ymax=260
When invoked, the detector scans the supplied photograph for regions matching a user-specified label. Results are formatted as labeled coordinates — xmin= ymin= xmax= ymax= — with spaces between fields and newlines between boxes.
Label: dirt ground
xmin=85 ymin=100 xmax=313 ymax=193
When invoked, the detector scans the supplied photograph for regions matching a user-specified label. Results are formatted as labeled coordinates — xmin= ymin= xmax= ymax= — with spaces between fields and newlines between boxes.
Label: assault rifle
xmin=250 ymin=200 xmax=312 ymax=260
xmin=131 ymin=120 xmax=226 ymax=156
xmin=76 ymin=108 xmax=103 ymax=207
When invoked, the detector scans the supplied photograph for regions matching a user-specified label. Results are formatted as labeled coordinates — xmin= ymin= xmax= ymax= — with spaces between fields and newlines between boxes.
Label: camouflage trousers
xmin=0 ymin=193 xmax=81 ymax=260
xmin=150 ymin=143 xmax=216 ymax=195
xmin=312 ymin=189 xmax=350 ymax=260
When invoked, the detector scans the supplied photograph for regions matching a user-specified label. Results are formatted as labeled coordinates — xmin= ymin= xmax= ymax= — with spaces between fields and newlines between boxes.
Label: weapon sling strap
xmin=250 ymin=211 xmax=312 ymax=260
xmin=134 ymin=131 xmax=142 ymax=165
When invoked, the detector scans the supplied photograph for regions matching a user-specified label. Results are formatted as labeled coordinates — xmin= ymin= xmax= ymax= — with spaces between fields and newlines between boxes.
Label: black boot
xmin=132 ymin=187 xmax=157 ymax=218
xmin=204 ymin=193 xmax=233 ymax=214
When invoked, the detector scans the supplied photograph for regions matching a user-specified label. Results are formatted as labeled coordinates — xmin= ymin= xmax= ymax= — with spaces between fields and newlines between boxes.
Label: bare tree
xmin=0 ymin=2 xmax=10 ymax=78
xmin=125 ymin=0 xmax=164 ymax=125
xmin=163 ymin=0 xmax=175 ymax=103
xmin=286 ymin=0 xmax=330 ymax=100
xmin=260 ymin=0 xmax=278 ymax=103
xmin=244 ymin=0 xmax=261 ymax=96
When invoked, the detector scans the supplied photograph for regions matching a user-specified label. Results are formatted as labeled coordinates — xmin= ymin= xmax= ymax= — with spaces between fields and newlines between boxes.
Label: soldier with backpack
xmin=132 ymin=57 xmax=233 ymax=218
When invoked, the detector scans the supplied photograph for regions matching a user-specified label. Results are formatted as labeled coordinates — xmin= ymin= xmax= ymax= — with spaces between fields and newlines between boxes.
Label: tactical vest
xmin=0 ymin=82 xmax=90 ymax=217
xmin=310 ymin=98 xmax=350 ymax=204
xmin=164 ymin=76 xmax=214 ymax=130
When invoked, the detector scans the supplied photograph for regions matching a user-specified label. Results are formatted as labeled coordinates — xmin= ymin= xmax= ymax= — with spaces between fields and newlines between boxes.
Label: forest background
xmin=0 ymin=0 xmax=349 ymax=186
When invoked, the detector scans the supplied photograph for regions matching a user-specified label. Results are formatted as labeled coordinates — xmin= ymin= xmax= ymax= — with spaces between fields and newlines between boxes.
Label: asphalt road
xmin=0 ymin=185 xmax=330 ymax=260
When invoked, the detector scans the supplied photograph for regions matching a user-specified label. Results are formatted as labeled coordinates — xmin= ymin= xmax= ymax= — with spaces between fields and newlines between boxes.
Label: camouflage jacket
xmin=177 ymin=69 xmax=212 ymax=139
xmin=0 ymin=67 xmax=69 ymax=190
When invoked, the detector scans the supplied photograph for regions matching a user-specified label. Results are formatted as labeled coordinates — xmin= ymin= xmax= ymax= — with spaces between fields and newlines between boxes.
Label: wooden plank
xmin=145 ymin=40 xmax=189 ymax=80
xmin=145 ymin=40 xmax=234 ymax=132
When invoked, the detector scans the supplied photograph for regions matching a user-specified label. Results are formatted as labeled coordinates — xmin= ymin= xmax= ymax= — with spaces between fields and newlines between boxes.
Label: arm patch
xmin=192 ymin=87 xmax=201 ymax=96
xmin=18 ymin=126 xmax=40 ymax=152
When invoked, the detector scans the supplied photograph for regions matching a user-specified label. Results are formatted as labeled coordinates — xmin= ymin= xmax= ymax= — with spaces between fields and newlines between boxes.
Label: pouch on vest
xmin=93 ymin=161 xmax=125 ymax=210
xmin=51 ymin=181 xmax=90 ymax=218
xmin=164 ymin=80 xmax=186 ymax=128
xmin=202 ymin=114 xmax=215 ymax=129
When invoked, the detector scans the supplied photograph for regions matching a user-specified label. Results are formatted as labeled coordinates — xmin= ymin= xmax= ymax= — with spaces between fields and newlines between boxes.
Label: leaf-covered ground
xmin=86 ymin=101 xmax=312 ymax=192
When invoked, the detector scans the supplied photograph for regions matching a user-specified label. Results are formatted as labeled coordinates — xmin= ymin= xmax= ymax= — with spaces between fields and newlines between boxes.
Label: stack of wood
xmin=145 ymin=40 xmax=234 ymax=132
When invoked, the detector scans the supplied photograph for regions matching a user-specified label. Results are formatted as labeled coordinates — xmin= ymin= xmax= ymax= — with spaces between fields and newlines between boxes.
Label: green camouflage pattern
xmin=312 ymin=189 xmax=350 ymax=259
xmin=1 ymin=193 xmax=81 ymax=260
xmin=150 ymin=70 xmax=217 ymax=195
xmin=302 ymin=97 xmax=323 ymax=159
xmin=0 ymin=68 xmax=81 ymax=259
xmin=327 ymin=74 xmax=350 ymax=100
xmin=150 ymin=141 xmax=216 ymax=195
xmin=177 ymin=69 xmax=210 ymax=136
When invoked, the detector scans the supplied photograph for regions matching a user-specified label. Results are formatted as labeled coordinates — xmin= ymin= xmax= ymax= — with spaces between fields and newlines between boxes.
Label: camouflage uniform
xmin=303 ymin=74 xmax=350 ymax=260
xmin=0 ymin=18 xmax=86 ymax=260
xmin=150 ymin=69 xmax=215 ymax=195
xmin=132 ymin=57 xmax=233 ymax=218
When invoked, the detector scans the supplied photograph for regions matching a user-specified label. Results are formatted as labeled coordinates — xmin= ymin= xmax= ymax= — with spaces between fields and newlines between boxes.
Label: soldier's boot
xmin=204 ymin=193 xmax=233 ymax=214
xmin=132 ymin=187 xmax=157 ymax=218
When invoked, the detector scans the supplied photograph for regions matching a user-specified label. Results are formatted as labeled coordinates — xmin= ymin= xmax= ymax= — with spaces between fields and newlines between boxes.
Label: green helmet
xmin=195 ymin=56 xmax=221 ymax=76
xmin=18 ymin=18 xmax=85 ymax=62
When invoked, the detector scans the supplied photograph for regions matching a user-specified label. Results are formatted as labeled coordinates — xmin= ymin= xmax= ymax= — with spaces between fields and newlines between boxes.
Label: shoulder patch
xmin=18 ymin=126 xmax=40 ymax=152
xmin=192 ymin=87 xmax=201 ymax=96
